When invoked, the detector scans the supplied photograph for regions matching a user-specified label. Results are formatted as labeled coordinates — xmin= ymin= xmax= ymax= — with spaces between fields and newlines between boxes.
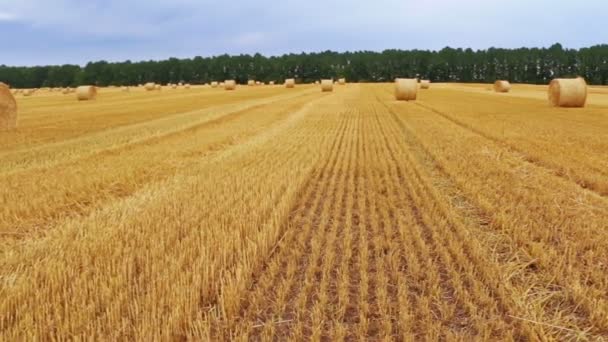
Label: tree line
xmin=1 ymin=43 xmax=607 ymax=88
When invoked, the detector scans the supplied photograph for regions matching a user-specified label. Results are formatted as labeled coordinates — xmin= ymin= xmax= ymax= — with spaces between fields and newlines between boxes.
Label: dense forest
xmin=1 ymin=43 xmax=607 ymax=88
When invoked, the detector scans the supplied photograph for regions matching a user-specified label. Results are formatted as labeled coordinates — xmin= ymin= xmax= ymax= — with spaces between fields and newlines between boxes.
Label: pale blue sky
xmin=0 ymin=0 xmax=605 ymax=66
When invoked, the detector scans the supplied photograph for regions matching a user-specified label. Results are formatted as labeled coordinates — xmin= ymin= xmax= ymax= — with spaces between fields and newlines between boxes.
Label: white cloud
xmin=0 ymin=11 xmax=16 ymax=21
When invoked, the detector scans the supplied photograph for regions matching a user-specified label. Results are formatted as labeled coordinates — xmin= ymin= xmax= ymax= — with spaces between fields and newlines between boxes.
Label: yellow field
xmin=1 ymin=83 xmax=608 ymax=340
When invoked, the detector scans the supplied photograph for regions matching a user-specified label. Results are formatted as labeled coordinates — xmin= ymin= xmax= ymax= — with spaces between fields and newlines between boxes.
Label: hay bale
xmin=144 ymin=82 xmax=156 ymax=91
xmin=171 ymin=84 xmax=177 ymax=89
xmin=62 ymin=88 xmax=72 ymax=94
xmin=248 ymin=80 xmax=255 ymax=86
xmin=338 ymin=78 xmax=346 ymax=85
xmin=23 ymin=89 xmax=34 ymax=97
xmin=493 ymin=80 xmax=511 ymax=93
xmin=420 ymin=80 xmax=431 ymax=89
xmin=269 ymin=81 xmax=275 ymax=85
xmin=548 ymin=77 xmax=587 ymax=108
xmin=76 ymin=86 xmax=97 ymax=101
xmin=155 ymin=85 xmax=162 ymax=91
xmin=0 ymin=82 xmax=17 ymax=130
xmin=395 ymin=78 xmax=418 ymax=101
xmin=225 ymin=80 xmax=236 ymax=90
xmin=255 ymin=81 xmax=261 ymax=85
xmin=211 ymin=82 xmax=219 ymax=88
xmin=321 ymin=79 xmax=333 ymax=92
xmin=185 ymin=84 xmax=191 ymax=89
xmin=285 ymin=78 xmax=295 ymax=88
xmin=178 ymin=82 xmax=183 ymax=86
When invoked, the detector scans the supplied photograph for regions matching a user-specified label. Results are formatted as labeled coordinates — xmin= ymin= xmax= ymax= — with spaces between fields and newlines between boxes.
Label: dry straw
xmin=121 ymin=86 xmax=130 ymax=92
xmin=211 ymin=82 xmax=219 ymax=88
xmin=185 ymin=84 xmax=191 ymax=89
xmin=285 ymin=78 xmax=295 ymax=88
xmin=0 ymin=82 xmax=17 ymax=130
xmin=395 ymin=78 xmax=418 ymax=101
xmin=269 ymin=81 xmax=275 ymax=85
xmin=225 ymin=80 xmax=236 ymax=90
xmin=338 ymin=78 xmax=346 ymax=85
xmin=76 ymin=86 xmax=97 ymax=101
xmin=155 ymin=85 xmax=162 ymax=91
xmin=548 ymin=77 xmax=587 ymax=108
xmin=420 ymin=80 xmax=431 ymax=89
xmin=321 ymin=79 xmax=333 ymax=92
xmin=493 ymin=80 xmax=511 ymax=93
xmin=248 ymin=80 xmax=255 ymax=86
xmin=144 ymin=82 xmax=156 ymax=91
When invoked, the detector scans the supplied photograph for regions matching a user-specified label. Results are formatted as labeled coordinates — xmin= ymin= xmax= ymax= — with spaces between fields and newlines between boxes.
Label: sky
xmin=0 ymin=0 xmax=606 ymax=66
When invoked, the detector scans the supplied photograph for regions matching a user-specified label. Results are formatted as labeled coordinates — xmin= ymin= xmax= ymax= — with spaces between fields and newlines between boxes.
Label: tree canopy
xmin=2 ymin=44 xmax=607 ymax=88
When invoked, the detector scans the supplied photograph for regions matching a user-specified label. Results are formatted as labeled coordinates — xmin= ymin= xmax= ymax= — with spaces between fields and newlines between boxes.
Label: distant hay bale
xmin=23 ymin=89 xmax=34 ymax=97
xmin=76 ymin=86 xmax=97 ymax=101
xmin=420 ymin=80 xmax=431 ymax=89
xmin=225 ymin=80 xmax=236 ymax=90
xmin=185 ymin=84 xmax=191 ymax=89
xmin=178 ymin=82 xmax=183 ymax=86
xmin=285 ymin=78 xmax=295 ymax=88
xmin=269 ymin=81 xmax=275 ymax=85
xmin=548 ymin=77 xmax=587 ymax=108
xmin=395 ymin=78 xmax=418 ymax=101
xmin=144 ymin=82 xmax=156 ymax=91
xmin=171 ymin=84 xmax=177 ymax=89
xmin=62 ymin=88 xmax=72 ymax=94
xmin=0 ymin=82 xmax=18 ymax=130
xmin=211 ymin=82 xmax=219 ymax=88
xmin=321 ymin=79 xmax=333 ymax=92
xmin=219 ymin=82 xmax=225 ymax=87
xmin=255 ymin=81 xmax=261 ymax=85
xmin=493 ymin=80 xmax=511 ymax=93
xmin=315 ymin=81 xmax=320 ymax=85
xmin=338 ymin=78 xmax=346 ymax=85
xmin=248 ymin=80 xmax=255 ymax=86
xmin=155 ymin=85 xmax=162 ymax=91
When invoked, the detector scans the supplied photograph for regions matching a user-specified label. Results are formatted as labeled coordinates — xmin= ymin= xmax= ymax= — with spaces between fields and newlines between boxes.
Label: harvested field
xmin=1 ymin=83 xmax=608 ymax=340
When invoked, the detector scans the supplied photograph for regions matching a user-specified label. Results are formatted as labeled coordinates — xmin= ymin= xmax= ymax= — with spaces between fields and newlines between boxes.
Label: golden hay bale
xmin=394 ymin=78 xmax=418 ymax=101
xmin=338 ymin=78 xmax=346 ymax=85
xmin=211 ymin=81 xmax=219 ymax=88
xmin=548 ymin=77 xmax=587 ymax=108
xmin=76 ymin=86 xmax=97 ymax=101
xmin=0 ymin=82 xmax=17 ymax=130
xmin=171 ymin=84 xmax=177 ymax=89
xmin=493 ymin=80 xmax=511 ymax=93
xmin=420 ymin=80 xmax=431 ymax=89
xmin=144 ymin=82 xmax=156 ymax=91
xmin=155 ymin=85 xmax=162 ymax=91
xmin=321 ymin=79 xmax=333 ymax=92
xmin=285 ymin=78 xmax=295 ymax=88
xmin=315 ymin=81 xmax=320 ymax=85
xmin=178 ymin=82 xmax=183 ymax=86
xmin=269 ymin=81 xmax=275 ymax=85
xmin=225 ymin=80 xmax=237 ymax=90
xmin=255 ymin=81 xmax=261 ymax=85
xmin=248 ymin=80 xmax=255 ymax=86
xmin=23 ymin=89 xmax=34 ymax=97
xmin=185 ymin=84 xmax=191 ymax=89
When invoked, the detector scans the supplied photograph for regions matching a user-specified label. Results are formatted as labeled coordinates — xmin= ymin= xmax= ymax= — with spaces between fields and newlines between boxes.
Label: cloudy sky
xmin=0 ymin=0 xmax=605 ymax=66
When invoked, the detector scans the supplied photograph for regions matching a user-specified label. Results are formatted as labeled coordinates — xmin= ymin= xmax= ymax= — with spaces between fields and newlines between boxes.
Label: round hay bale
xmin=0 ymin=82 xmax=17 ymax=130
xmin=225 ymin=80 xmax=236 ymax=90
xmin=144 ymin=82 xmax=156 ymax=91
xmin=255 ymin=81 xmax=261 ymax=85
xmin=178 ymin=82 xmax=183 ymax=86
xmin=248 ymin=80 xmax=255 ymax=86
xmin=395 ymin=78 xmax=418 ymax=101
xmin=493 ymin=80 xmax=511 ymax=93
xmin=76 ymin=86 xmax=97 ymax=101
xmin=269 ymin=81 xmax=275 ymax=85
xmin=171 ymin=84 xmax=177 ymax=89
xmin=155 ymin=85 xmax=162 ymax=91
xmin=285 ymin=78 xmax=295 ymax=88
xmin=211 ymin=82 xmax=219 ymax=88
xmin=548 ymin=77 xmax=587 ymax=108
xmin=420 ymin=80 xmax=431 ymax=89
xmin=23 ymin=89 xmax=34 ymax=97
xmin=321 ymin=79 xmax=333 ymax=92
xmin=338 ymin=78 xmax=346 ymax=85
